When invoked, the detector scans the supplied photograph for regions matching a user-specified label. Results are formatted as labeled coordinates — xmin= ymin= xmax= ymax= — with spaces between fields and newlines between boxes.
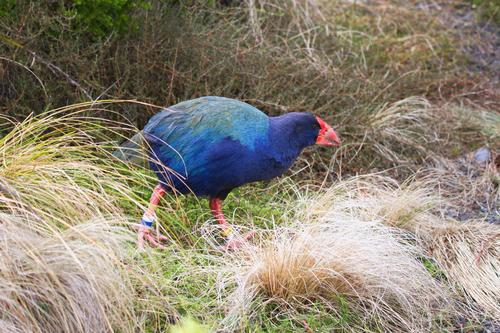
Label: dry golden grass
xmin=0 ymin=216 xmax=137 ymax=333
xmin=1 ymin=108 xmax=122 ymax=221
xmin=299 ymin=174 xmax=500 ymax=320
xmin=426 ymin=221 xmax=499 ymax=319
xmin=0 ymin=107 xmax=175 ymax=333
xmin=215 ymin=219 xmax=448 ymax=332
xmin=365 ymin=97 xmax=433 ymax=165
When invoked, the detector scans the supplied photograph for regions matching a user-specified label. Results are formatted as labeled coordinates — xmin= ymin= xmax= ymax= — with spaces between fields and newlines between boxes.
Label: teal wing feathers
xmin=143 ymin=96 xmax=269 ymax=190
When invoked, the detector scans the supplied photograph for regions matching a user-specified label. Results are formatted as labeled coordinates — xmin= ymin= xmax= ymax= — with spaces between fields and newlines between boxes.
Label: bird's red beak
xmin=315 ymin=116 xmax=340 ymax=147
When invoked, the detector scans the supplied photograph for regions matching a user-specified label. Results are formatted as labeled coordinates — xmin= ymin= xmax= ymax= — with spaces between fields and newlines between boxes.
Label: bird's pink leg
xmin=137 ymin=184 xmax=169 ymax=249
xmin=209 ymin=197 xmax=255 ymax=250
xmin=209 ymin=197 xmax=231 ymax=235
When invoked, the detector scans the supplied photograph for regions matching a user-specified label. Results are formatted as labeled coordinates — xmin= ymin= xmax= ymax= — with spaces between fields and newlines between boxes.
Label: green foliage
xmin=246 ymin=299 xmax=370 ymax=332
xmin=67 ymin=0 xmax=151 ymax=36
xmin=422 ymin=258 xmax=447 ymax=280
xmin=169 ymin=317 xmax=209 ymax=333
xmin=0 ymin=0 xmax=16 ymax=17
xmin=471 ymin=0 xmax=500 ymax=24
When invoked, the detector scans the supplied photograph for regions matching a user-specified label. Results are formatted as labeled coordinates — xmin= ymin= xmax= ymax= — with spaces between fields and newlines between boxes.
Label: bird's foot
xmin=220 ymin=229 xmax=256 ymax=251
xmin=135 ymin=224 xmax=168 ymax=250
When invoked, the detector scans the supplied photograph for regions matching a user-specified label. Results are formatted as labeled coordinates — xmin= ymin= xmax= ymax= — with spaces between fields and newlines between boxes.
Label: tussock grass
xmin=432 ymin=105 xmax=499 ymax=160
xmin=0 ymin=108 xmax=176 ymax=332
xmin=214 ymin=221 xmax=448 ymax=332
xmin=426 ymin=221 xmax=500 ymax=319
xmin=301 ymin=174 xmax=500 ymax=320
xmin=343 ymin=96 xmax=435 ymax=168
xmin=1 ymin=1 xmax=498 ymax=330
xmin=0 ymin=104 xmax=143 ymax=226
xmin=0 ymin=104 xmax=496 ymax=331
xmin=0 ymin=217 xmax=138 ymax=333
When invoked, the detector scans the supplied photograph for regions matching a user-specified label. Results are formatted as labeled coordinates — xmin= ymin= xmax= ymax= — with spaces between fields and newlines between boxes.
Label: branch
xmin=0 ymin=33 xmax=93 ymax=100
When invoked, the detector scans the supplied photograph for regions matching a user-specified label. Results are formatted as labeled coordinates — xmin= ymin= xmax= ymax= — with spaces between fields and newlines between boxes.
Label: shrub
xmin=67 ymin=0 xmax=151 ymax=37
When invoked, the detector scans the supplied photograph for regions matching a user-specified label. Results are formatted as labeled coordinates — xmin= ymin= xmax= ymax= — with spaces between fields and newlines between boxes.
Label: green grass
xmin=471 ymin=0 xmax=500 ymax=24
xmin=130 ymin=175 xmax=291 ymax=246
xmin=422 ymin=257 xmax=447 ymax=280
xmin=169 ymin=317 xmax=209 ymax=333
xmin=247 ymin=300 xmax=360 ymax=333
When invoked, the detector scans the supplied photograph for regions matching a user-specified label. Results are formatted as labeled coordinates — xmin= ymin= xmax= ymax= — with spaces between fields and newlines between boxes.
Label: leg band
xmin=141 ymin=211 xmax=155 ymax=228
xmin=221 ymin=225 xmax=233 ymax=237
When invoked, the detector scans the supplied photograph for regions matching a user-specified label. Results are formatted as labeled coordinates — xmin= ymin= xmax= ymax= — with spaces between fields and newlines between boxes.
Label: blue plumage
xmin=144 ymin=96 xmax=320 ymax=199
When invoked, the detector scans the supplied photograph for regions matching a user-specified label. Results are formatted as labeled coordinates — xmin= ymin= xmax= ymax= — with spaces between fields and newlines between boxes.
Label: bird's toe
xmin=221 ymin=230 xmax=256 ymax=251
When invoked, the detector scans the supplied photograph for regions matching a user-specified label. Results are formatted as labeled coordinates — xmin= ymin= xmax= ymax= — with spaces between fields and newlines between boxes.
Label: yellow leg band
xmin=221 ymin=226 xmax=233 ymax=237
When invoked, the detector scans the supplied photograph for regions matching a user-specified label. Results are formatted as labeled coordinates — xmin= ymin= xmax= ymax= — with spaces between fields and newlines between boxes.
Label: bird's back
xmin=144 ymin=96 xmax=271 ymax=198
xmin=145 ymin=96 xmax=268 ymax=148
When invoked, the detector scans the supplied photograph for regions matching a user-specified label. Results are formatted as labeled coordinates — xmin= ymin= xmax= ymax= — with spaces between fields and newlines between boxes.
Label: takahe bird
xmin=117 ymin=96 xmax=340 ymax=249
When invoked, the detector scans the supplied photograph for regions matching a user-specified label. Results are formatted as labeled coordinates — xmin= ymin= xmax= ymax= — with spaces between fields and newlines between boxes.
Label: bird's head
xmin=272 ymin=112 xmax=340 ymax=151
xmin=315 ymin=116 xmax=340 ymax=147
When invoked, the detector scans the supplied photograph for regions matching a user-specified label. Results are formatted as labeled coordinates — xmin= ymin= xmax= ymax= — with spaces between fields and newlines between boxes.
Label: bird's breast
xmin=254 ymin=149 xmax=297 ymax=180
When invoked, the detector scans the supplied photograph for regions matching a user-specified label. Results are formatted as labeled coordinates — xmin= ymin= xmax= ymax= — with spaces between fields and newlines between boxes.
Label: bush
xmin=0 ymin=0 xmax=15 ymax=18
xmin=67 ymin=0 xmax=151 ymax=37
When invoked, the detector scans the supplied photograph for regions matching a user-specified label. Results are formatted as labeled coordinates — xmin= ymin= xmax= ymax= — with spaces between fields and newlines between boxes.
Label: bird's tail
xmin=113 ymin=131 xmax=149 ymax=167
